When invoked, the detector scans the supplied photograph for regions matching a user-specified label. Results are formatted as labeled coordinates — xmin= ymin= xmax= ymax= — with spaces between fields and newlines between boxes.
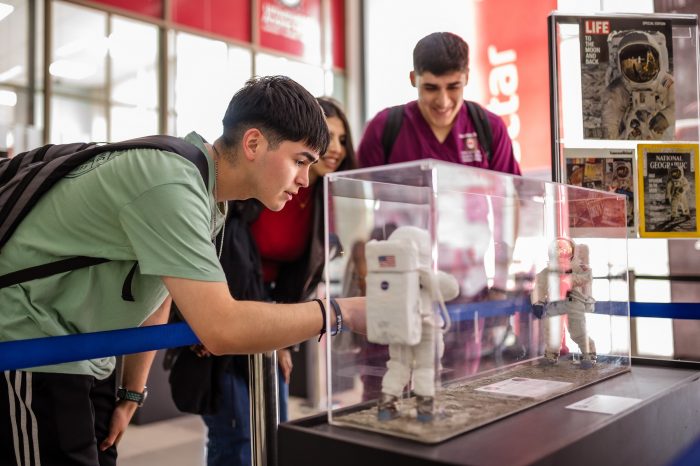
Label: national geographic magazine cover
xmin=580 ymin=17 xmax=675 ymax=140
xmin=638 ymin=143 xmax=699 ymax=237
xmin=564 ymin=148 xmax=636 ymax=236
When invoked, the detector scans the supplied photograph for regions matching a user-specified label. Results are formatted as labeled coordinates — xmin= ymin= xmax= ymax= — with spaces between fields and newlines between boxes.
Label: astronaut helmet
xmin=548 ymin=237 xmax=576 ymax=266
xmin=607 ymin=30 xmax=669 ymax=89
xmin=389 ymin=226 xmax=431 ymax=266
xmin=615 ymin=164 xmax=630 ymax=179
xmin=669 ymin=166 xmax=684 ymax=180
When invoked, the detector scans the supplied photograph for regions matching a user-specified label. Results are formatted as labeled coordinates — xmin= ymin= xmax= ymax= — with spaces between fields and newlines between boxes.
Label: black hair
xmin=221 ymin=75 xmax=329 ymax=156
xmin=316 ymin=96 xmax=357 ymax=171
xmin=413 ymin=32 xmax=469 ymax=75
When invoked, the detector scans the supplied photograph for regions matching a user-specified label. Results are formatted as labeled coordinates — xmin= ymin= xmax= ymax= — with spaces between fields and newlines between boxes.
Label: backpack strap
xmin=381 ymin=105 xmax=405 ymax=164
xmin=0 ymin=136 xmax=209 ymax=299
xmin=466 ymin=101 xmax=493 ymax=163
xmin=0 ymin=256 xmax=110 ymax=289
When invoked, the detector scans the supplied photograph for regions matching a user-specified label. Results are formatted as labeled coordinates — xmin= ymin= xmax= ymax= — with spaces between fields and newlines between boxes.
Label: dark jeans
xmin=1 ymin=370 xmax=117 ymax=466
xmin=202 ymin=367 xmax=288 ymax=466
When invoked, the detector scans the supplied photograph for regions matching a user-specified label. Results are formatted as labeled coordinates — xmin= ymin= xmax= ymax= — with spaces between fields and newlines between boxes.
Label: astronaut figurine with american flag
xmin=364 ymin=226 xmax=460 ymax=422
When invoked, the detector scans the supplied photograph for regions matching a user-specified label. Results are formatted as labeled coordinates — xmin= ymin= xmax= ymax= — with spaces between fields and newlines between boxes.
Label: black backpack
xmin=0 ymin=135 xmax=209 ymax=300
xmin=381 ymin=101 xmax=493 ymax=164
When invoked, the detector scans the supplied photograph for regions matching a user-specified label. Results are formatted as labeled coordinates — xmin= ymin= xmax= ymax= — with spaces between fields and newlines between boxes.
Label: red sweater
xmin=250 ymin=186 xmax=314 ymax=283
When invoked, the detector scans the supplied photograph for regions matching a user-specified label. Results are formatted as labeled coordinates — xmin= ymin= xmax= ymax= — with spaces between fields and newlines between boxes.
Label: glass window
xmin=255 ymin=53 xmax=324 ymax=97
xmin=51 ymin=2 xmax=107 ymax=98
xmin=50 ymin=1 xmax=107 ymax=143
xmin=0 ymin=0 xmax=43 ymax=154
xmin=109 ymin=15 xmax=158 ymax=140
xmin=0 ymin=1 xmax=27 ymax=89
xmin=172 ymin=32 xmax=251 ymax=141
xmin=51 ymin=2 xmax=161 ymax=142
xmin=50 ymin=94 xmax=106 ymax=142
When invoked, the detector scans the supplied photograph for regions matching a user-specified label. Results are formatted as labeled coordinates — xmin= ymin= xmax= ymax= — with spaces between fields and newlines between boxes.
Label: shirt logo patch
xmin=66 ymin=152 xmax=118 ymax=178
xmin=459 ymin=132 xmax=482 ymax=164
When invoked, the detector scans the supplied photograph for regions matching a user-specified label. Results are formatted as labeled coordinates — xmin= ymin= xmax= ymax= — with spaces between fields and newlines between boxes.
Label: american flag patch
xmin=378 ymin=255 xmax=396 ymax=268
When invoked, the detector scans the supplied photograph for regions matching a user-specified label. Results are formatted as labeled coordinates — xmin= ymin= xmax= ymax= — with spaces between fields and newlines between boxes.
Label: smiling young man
xmin=357 ymin=32 xmax=521 ymax=174
xmin=354 ymin=33 xmax=521 ymax=402
xmin=0 ymin=76 xmax=364 ymax=466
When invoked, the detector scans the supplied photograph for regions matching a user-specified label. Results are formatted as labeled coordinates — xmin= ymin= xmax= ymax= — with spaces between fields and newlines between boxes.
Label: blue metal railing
xmin=0 ymin=301 xmax=697 ymax=372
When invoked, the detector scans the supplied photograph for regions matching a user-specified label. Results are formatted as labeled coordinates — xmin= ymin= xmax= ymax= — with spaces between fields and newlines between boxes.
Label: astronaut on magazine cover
xmin=666 ymin=165 xmax=691 ymax=219
xmin=601 ymin=30 xmax=675 ymax=140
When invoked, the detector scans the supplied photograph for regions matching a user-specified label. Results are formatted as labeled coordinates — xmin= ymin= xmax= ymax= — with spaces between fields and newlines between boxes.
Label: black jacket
xmin=165 ymin=194 xmax=325 ymax=414
xmin=265 ymin=182 xmax=325 ymax=303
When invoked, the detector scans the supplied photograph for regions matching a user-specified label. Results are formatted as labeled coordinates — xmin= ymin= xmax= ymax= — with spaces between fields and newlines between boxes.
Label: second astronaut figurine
xmin=531 ymin=238 xmax=597 ymax=369
xmin=364 ymin=226 xmax=459 ymax=422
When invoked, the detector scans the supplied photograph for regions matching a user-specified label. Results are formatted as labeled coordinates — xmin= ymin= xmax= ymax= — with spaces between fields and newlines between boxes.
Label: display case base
xmin=279 ymin=362 xmax=700 ymax=466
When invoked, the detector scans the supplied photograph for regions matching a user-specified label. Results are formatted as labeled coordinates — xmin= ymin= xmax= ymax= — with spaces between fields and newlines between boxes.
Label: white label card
xmin=566 ymin=394 xmax=642 ymax=415
xmin=475 ymin=377 xmax=574 ymax=399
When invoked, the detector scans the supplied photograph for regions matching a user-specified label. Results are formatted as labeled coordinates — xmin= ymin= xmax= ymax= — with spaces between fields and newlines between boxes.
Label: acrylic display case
xmin=323 ymin=159 xmax=630 ymax=444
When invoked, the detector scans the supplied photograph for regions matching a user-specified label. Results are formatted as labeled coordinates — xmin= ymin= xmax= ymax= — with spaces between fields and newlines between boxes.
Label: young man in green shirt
xmin=0 ymin=75 xmax=364 ymax=466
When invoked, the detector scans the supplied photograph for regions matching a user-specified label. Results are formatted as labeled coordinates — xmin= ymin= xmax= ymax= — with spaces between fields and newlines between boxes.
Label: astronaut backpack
xmin=364 ymin=237 xmax=422 ymax=345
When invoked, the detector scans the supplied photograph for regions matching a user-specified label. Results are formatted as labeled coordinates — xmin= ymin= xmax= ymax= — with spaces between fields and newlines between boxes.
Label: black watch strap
xmin=116 ymin=386 xmax=148 ymax=407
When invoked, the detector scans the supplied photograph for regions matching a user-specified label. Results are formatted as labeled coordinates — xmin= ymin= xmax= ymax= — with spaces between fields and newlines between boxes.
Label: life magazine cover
xmin=638 ymin=143 xmax=699 ymax=237
xmin=564 ymin=148 xmax=636 ymax=235
xmin=580 ymin=17 xmax=675 ymax=140
xmin=563 ymin=148 xmax=635 ymax=235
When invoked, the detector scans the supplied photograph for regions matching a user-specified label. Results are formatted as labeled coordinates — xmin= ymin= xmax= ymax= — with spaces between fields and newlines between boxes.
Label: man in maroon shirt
xmin=357 ymin=31 xmax=521 ymax=175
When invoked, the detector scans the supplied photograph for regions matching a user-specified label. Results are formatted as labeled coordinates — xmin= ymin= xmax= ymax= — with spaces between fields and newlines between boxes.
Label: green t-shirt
xmin=0 ymin=132 xmax=226 ymax=378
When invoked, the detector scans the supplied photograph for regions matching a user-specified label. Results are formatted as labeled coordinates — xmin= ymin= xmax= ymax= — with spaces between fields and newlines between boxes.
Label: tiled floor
xmin=118 ymin=397 xmax=323 ymax=466
xmin=118 ymin=415 xmax=207 ymax=466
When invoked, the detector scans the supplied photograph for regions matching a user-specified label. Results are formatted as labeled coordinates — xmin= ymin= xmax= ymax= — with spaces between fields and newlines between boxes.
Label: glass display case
xmin=323 ymin=159 xmax=630 ymax=443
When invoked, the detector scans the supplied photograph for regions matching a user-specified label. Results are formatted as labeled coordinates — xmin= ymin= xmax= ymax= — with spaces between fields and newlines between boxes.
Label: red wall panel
xmin=472 ymin=0 xmax=557 ymax=172
xmin=330 ymin=0 xmax=345 ymax=69
xmin=171 ymin=0 xmax=251 ymax=42
xmin=88 ymin=0 xmax=162 ymax=18
xmin=258 ymin=0 xmax=322 ymax=64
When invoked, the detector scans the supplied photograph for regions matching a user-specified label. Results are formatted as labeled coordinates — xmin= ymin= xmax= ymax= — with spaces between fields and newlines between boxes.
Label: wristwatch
xmin=116 ymin=386 xmax=148 ymax=407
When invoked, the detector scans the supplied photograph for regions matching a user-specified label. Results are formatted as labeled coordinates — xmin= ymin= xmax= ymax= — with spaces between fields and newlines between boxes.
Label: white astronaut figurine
xmin=602 ymin=30 xmax=675 ymax=140
xmin=364 ymin=226 xmax=459 ymax=422
xmin=666 ymin=166 xmax=690 ymax=220
xmin=531 ymin=238 xmax=597 ymax=369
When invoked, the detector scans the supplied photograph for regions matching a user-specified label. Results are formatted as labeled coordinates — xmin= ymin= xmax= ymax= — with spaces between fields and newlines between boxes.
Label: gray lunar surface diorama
xmin=333 ymin=359 xmax=628 ymax=443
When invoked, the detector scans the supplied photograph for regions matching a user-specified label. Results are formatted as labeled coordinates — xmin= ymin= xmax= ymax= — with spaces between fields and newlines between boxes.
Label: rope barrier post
xmin=629 ymin=270 xmax=639 ymax=357
xmin=249 ymin=351 xmax=279 ymax=466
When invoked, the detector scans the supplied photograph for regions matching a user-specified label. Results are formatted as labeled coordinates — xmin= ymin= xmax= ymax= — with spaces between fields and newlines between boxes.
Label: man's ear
xmin=410 ymin=71 xmax=416 ymax=87
xmin=242 ymin=128 xmax=265 ymax=161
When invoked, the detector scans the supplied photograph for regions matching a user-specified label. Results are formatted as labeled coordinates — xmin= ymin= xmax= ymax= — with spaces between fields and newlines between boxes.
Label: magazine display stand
xmin=548 ymin=12 xmax=700 ymax=238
